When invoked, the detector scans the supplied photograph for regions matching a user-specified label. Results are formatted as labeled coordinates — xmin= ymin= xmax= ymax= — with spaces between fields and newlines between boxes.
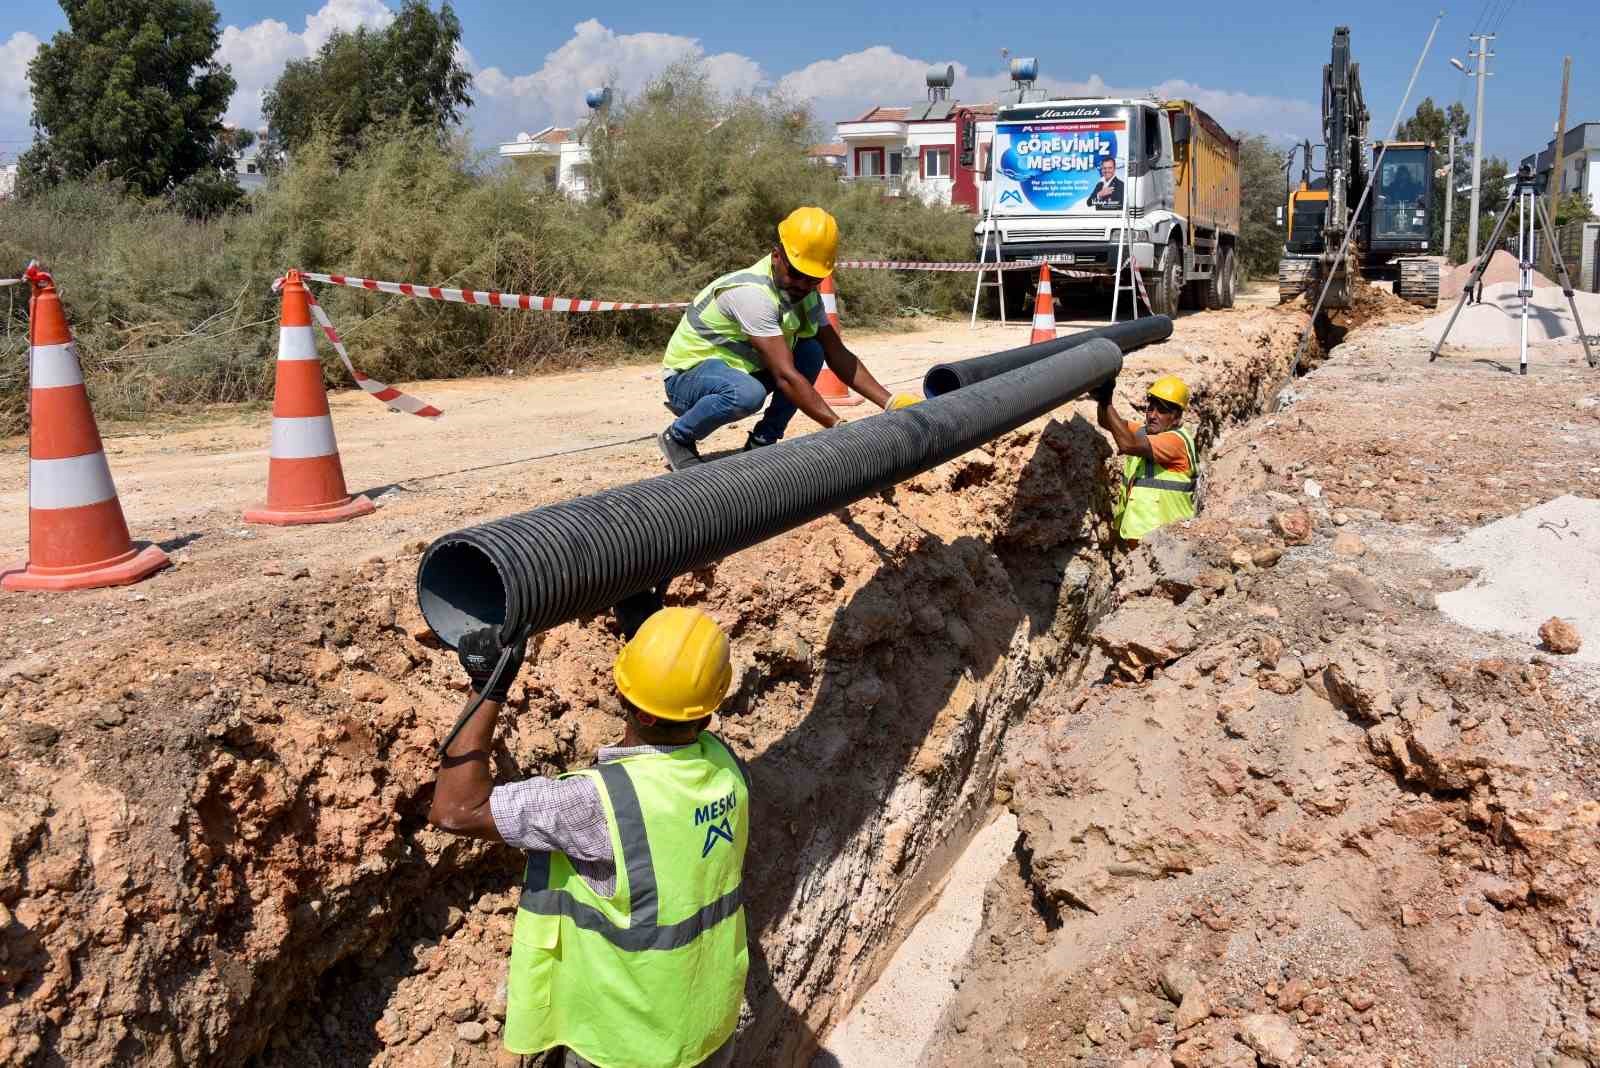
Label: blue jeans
xmin=664 ymin=338 xmax=825 ymax=445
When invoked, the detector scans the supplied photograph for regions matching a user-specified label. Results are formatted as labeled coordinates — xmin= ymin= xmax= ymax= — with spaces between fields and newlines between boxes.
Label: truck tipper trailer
xmin=975 ymin=97 xmax=1242 ymax=316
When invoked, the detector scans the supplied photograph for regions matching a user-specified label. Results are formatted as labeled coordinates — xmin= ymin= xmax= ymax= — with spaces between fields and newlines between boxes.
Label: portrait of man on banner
xmin=1088 ymin=155 xmax=1124 ymax=211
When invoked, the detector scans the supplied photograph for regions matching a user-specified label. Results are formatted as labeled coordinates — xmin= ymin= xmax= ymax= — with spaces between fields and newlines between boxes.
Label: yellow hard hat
xmin=1147 ymin=375 xmax=1190 ymax=409
xmin=777 ymin=206 xmax=840 ymax=279
xmin=613 ymin=607 xmax=733 ymax=721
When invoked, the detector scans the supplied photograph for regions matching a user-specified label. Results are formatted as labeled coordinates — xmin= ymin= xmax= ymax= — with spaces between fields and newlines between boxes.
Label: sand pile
xmin=1418 ymin=279 xmax=1600 ymax=348
xmin=1439 ymin=249 xmax=1555 ymax=302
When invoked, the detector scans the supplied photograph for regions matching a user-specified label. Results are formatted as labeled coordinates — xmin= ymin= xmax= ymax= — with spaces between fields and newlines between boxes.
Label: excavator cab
xmin=1367 ymin=143 xmax=1432 ymax=253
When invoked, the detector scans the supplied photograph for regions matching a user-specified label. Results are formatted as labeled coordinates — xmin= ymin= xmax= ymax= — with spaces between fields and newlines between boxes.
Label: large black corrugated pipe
xmin=923 ymin=315 xmax=1172 ymax=398
xmin=416 ymin=338 xmax=1123 ymax=648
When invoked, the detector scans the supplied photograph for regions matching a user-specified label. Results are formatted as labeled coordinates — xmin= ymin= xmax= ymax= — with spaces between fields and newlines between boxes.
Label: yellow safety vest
xmin=1114 ymin=425 xmax=1199 ymax=542
xmin=662 ymin=255 xmax=823 ymax=375
xmin=502 ymin=733 xmax=750 ymax=1067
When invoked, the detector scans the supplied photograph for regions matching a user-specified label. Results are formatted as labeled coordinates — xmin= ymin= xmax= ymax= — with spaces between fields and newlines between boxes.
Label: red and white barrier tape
xmin=837 ymin=258 xmax=1052 ymax=272
xmin=0 ymin=277 xmax=22 ymax=287
xmin=302 ymin=271 xmax=688 ymax=312
xmin=273 ymin=275 xmax=443 ymax=419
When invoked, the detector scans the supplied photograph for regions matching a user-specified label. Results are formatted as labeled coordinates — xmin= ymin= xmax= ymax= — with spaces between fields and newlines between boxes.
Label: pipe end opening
xmin=417 ymin=540 xmax=509 ymax=650
xmin=923 ymin=368 xmax=962 ymax=398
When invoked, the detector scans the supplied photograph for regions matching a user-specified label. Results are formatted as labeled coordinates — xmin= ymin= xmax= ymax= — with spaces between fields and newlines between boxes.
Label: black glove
xmin=1092 ymin=377 xmax=1117 ymax=405
xmin=457 ymin=627 xmax=526 ymax=702
xmin=613 ymin=584 xmax=666 ymax=640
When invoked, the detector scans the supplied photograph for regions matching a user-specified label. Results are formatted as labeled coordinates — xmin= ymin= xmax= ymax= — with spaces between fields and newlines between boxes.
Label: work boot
xmin=743 ymin=432 xmax=776 ymax=452
xmin=656 ymin=429 xmax=702 ymax=471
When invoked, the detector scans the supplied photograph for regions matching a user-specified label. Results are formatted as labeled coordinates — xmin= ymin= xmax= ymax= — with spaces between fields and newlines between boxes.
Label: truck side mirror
xmin=1275 ymin=206 xmax=1284 ymax=228
xmin=1171 ymin=113 xmax=1192 ymax=162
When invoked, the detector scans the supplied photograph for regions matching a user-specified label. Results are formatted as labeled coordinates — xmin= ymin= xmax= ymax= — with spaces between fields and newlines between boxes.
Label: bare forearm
xmin=820 ymin=327 xmax=891 ymax=407
xmin=1097 ymin=402 xmax=1145 ymax=456
xmin=776 ymin=370 xmax=840 ymax=428
xmin=428 ymin=693 xmax=504 ymax=839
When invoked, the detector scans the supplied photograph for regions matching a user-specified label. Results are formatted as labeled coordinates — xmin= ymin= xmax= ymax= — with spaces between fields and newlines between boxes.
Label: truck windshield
xmin=1372 ymin=148 xmax=1428 ymax=239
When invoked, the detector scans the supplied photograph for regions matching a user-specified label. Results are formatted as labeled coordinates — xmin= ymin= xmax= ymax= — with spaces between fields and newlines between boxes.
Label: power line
xmin=1488 ymin=0 xmax=1518 ymax=35
xmin=1468 ymin=0 xmax=1495 ymax=36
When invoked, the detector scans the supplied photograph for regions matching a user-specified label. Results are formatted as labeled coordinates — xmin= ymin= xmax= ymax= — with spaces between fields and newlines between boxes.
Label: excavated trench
xmin=0 ymin=307 xmax=1309 ymax=1068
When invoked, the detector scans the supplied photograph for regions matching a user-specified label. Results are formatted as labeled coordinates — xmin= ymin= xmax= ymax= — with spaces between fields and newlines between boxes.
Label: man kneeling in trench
xmin=428 ymin=607 xmax=749 ymax=1068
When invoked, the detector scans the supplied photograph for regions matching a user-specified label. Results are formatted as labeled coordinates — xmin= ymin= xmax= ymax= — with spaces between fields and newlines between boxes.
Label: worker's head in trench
xmin=1143 ymin=375 xmax=1189 ymax=434
xmin=613 ymin=607 xmax=732 ymax=746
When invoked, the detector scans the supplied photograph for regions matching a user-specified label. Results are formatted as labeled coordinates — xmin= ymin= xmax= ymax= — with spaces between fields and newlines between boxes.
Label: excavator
xmin=1277 ymin=27 xmax=1440 ymax=308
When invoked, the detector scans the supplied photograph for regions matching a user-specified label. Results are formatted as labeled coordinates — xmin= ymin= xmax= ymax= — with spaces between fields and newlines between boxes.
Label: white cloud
xmin=467 ymin=19 xmax=766 ymax=142
xmin=0 ymin=31 xmax=41 ymax=149
xmin=217 ymin=0 xmax=394 ymax=130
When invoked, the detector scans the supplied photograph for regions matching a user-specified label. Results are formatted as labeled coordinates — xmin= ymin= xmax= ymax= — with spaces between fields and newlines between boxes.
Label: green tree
xmin=1554 ymin=190 xmax=1595 ymax=228
xmin=1451 ymin=155 xmax=1510 ymax=263
xmin=1236 ymin=134 xmax=1287 ymax=279
xmin=1395 ymin=97 xmax=1470 ymax=257
xmin=261 ymin=0 xmax=472 ymax=163
xmin=20 ymin=0 xmax=237 ymax=198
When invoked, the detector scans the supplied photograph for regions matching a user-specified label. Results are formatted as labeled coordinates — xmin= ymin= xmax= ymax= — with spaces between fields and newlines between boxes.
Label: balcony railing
xmin=843 ymin=174 xmax=905 ymax=195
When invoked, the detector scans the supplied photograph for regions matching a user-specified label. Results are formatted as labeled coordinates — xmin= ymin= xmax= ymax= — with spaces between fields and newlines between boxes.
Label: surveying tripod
xmin=1429 ymin=163 xmax=1597 ymax=373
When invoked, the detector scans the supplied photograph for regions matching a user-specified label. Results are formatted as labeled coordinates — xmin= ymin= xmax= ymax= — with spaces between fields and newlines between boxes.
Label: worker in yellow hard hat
xmin=1093 ymin=373 xmax=1200 ymax=543
xmin=655 ymin=205 xmax=920 ymax=470
xmin=429 ymin=607 xmax=748 ymax=1067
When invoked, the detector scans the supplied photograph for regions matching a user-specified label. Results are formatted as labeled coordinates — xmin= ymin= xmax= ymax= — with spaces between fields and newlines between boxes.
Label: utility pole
xmin=1443 ymin=129 xmax=1455 ymax=259
xmin=1465 ymin=33 xmax=1494 ymax=264
xmin=1548 ymin=56 xmax=1572 ymax=233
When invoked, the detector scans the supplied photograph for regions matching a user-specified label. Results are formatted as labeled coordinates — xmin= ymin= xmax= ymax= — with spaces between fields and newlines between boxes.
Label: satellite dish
xmin=585 ymin=87 xmax=613 ymax=111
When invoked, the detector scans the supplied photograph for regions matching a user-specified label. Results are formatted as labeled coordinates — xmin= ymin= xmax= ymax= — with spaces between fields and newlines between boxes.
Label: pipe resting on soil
xmin=416 ymin=338 xmax=1124 ymax=648
xmin=922 ymin=316 xmax=1172 ymax=397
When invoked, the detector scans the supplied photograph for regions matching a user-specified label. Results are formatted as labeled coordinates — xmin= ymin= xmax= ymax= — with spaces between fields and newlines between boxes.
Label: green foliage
xmin=261 ymin=0 xmax=472 ymax=163
xmin=21 ymin=0 xmax=238 ymax=198
xmin=1396 ymin=97 xmax=1471 ymax=256
xmin=0 ymin=65 xmax=977 ymax=434
xmin=1236 ymin=134 xmax=1286 ymax=279
xmin=1553 ymin=191 xmax=1595 ymax=228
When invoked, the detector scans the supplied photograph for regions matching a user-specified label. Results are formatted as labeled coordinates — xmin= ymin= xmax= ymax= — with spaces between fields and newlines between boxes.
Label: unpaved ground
xmin=925 ymin=316 xmax=1600 ymax=1066
xmin=0 ymin=296 xmax=1306 ymax=1066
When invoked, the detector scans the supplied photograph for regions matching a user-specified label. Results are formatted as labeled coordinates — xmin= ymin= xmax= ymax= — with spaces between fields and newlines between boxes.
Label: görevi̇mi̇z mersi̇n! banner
xmin=991 ymin=110 xmax=1128 ymax=215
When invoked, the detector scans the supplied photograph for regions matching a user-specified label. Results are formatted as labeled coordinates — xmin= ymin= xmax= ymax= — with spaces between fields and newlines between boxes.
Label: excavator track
xmin=1396 ymin=258 xmax=1440 ymax=308
xmin=1278 ymin=258 xmax=1315 ymax=304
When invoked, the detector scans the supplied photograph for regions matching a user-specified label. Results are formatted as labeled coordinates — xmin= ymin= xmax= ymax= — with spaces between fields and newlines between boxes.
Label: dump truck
xmin=975 ymin=97 xmax=1242 ymax=316
xmin=1277 ymin=27 xmax=1441 ymax=308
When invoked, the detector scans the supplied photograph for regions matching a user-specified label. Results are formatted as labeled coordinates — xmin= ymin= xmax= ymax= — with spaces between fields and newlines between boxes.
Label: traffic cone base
xmin=3 ymin=543 xmax=169 ymax=592
xmin=247 ymin=270 xmax=373 ymax=526
xmin=5 ymin=264 xmax=170 ymax=593
xmin=814 ymin=366 xmax=864 ymax=406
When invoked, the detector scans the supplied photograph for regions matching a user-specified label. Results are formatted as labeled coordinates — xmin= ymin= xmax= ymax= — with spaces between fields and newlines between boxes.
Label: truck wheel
xmin=1204 ymin=250 xmax=1226 ymax=310
xmin=1146 ymin=242 xmax=1182 ymax=317
xmin=1218 ymin=247 xmax=1238 ymax=309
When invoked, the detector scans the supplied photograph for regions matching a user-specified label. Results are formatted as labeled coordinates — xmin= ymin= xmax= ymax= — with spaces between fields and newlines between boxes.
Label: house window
xmin=922 ymin=146 xmax=953 ymax=179
xmin=888 ymin=151 xmax=903 ymax=178
xmin=246 ymin=163 xmax=257 ymax=174
xmin=856 ymin=147 xmax=884 ymax=177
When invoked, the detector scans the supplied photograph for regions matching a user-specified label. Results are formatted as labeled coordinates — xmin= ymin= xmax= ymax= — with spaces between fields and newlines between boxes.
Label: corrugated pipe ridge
xmin=416 ymin=338 xmax=1124 ymax=647
xmin=923 ymin=316 xmax=1171 ymax=397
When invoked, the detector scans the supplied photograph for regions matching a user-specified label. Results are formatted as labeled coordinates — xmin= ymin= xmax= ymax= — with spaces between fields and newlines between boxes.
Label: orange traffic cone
xmin=244 ymin=271 xmax=375 ymax=525
xmin=813 ymin=275 xmax=863 ymax=407
xmin=2 ymin=266 xmax=169 ymax=592
xmin=1030 ymin=264 xmax=1057 ymax=344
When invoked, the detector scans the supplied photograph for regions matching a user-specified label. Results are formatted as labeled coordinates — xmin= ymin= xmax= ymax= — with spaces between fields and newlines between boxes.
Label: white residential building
xmin=834 ymin=100 xmax=996 ymax=210
xmin=0 ymin=163 xmax=17 ymax=200
xmin=499 ymin=126 xmax=593 ymax=198
xmin=1521 ymin=122 xmax=1600 ymax=216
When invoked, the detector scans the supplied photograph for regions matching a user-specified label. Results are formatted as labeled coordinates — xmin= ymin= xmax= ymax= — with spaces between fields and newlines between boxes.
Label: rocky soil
xmin=925 ymin=320 xmax=1600 ymax=1067
xmin=0 ymin=306 xmax=1306 ymax=1066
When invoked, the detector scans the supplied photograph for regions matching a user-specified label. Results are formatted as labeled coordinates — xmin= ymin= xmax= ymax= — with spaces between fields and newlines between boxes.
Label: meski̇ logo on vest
xmin=695 ymin=790 xmax=738 ymax=858
xmin=993 ymin=117 xmax=1126 ymax=213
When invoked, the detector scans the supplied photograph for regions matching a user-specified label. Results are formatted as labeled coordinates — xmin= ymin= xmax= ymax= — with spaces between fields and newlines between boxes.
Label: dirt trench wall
xmin=0 ymin=307 xmax=1307 ymax=1067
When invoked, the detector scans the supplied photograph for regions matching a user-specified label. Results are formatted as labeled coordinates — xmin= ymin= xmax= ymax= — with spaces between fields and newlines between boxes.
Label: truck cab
xmin=975 ymin=97 xmax=1239 ymax=316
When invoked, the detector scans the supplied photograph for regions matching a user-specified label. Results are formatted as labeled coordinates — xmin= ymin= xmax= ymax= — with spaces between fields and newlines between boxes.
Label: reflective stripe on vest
xmin=503 ymin=734 xmax=750 ymax=1066
xmin=663 ymin=256 xmax=822 ymax=375
xmin=1115 ymin=426 xmax=1198 ymax=541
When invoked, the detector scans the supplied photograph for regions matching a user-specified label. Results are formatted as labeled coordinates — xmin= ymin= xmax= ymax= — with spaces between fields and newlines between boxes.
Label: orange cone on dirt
xmin=2 ymin=266 xmax=170 ymax=592
xmin=1030 ymin=264 xmax=1057 ymax=344
xmin=243 ymin=271 xmax=375 ymax=526
xmin=813 ymin=275 xmax=863 ymax=407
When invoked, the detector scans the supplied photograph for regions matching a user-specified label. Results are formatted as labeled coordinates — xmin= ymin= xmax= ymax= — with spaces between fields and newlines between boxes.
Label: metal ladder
xmin=1108 ymin=193 xmax=1142 ymax=321
xmin=970 ymin=202 xmax=1008 ymax=328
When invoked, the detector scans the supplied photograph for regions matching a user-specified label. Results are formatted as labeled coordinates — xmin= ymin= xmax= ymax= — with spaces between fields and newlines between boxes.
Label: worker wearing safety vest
xmin=1094 ymin=374 xmax=1200 ymax=543
xmin=428 ymin=608 xmax=749 ymax=1068
xmin=656 ymin=205 xmax=919 ymax=470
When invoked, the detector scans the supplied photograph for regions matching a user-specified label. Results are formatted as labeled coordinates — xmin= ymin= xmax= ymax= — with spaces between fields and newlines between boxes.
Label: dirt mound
xmin=925 ymin=312 xmax=1600 ymax=1068
xmin=1420 ymin=280 xmax=1600 ymax=349
xmin=1440 ymin=250 xmax=1555 ymax=302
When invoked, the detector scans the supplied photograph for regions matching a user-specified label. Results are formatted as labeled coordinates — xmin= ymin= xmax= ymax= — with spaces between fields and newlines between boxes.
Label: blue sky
xmin=1 ymin=1 xmax=1590 ymax=168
